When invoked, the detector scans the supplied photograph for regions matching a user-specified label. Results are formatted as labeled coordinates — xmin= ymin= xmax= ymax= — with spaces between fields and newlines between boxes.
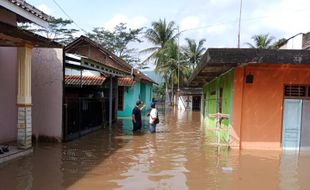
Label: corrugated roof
xmin=118 ymin=77 xmax=136 ymax=86
xmin=189 ymin=48 xmax=310 ymax=87
xmin=65 ymin=75 xmax=106 ymax=86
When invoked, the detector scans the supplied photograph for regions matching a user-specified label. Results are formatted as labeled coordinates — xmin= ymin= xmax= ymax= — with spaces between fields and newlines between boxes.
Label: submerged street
xmin=1 ymin=108 xmax=310 ymax=190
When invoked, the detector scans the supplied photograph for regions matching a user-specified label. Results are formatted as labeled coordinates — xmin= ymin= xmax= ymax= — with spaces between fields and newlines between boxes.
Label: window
xmin=118 ymin=86 xmax=124 ymax=110
xmin=284 ymin=85 xmax=307 ymax=98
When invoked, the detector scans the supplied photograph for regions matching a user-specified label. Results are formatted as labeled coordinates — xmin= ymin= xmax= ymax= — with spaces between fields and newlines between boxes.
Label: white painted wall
xmin=32 ymin=48 xmax=63 ymax=141
xmin=65 ymin=68 xmax=100 ymax=76
xmin=178 ymin=96 xmax=193 ymax=110
xmin=280 ymin=34 xmax=303 ymax=49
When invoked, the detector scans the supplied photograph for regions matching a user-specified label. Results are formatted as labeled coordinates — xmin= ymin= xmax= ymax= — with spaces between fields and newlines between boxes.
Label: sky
xmin=26 ymin=0 xmax=310 ymax=68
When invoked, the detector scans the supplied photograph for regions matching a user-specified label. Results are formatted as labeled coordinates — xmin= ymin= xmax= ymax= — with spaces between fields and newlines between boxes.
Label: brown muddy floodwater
xmin=1 ymin=108 xmax=310 ymax=190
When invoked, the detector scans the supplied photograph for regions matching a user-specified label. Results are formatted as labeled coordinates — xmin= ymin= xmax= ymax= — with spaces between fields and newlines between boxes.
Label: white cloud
xmin=244 ymin=0 xmax=310 ymax=39
xmin=180 ymin=16 xmax=201 ymax=31
xmin=104 ymin=14 xmax=148 ymax=31
xmin=205 ymin=24 xmax=228 ymax=35
xmin=37 ymin=4 xmax=51 ymax=15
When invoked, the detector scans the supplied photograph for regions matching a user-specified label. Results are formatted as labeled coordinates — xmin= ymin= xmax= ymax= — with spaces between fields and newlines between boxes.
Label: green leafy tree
xmin=142 ymin=19 xmax=179 ymax=65
xmin=271 ymin=38 xmax=287 ymax=49
xmin=153 ymin=83 xmax=166 ymax=100
xmin=155 ymin=41 xmax=190 ymax=104
xmin=19 ymin=17 xmax=79 ymax=45
xmin=246 ymin=34 xmax=275 ymax=49
xmin=183 ymin=38 xmax=206 ymax=71
xmin=142 ymin=19 xmax=180 ymax=105
xmin=87 ymin=23 xmax=143 ymax=66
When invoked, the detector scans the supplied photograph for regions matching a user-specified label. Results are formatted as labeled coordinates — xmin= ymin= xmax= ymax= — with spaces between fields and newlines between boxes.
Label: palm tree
xmin=155 ymin=41 xmax=190 ymax=104
xmin=183 ymin=38 xmax=206 ymax=71
xmin=142 ymin=19 xmax=178 ymax=65
xmin=246 ymin=34 xmax=275 ymax=49
xmin=271 ymin=38 xmax=287 ymax=49
xmin=142 ymin=19 xmax=179 ymax=105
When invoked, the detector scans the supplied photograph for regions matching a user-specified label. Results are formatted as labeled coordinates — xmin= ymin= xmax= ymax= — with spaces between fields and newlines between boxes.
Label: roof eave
xmin=1 ymin=0 xmax=49 ymax=28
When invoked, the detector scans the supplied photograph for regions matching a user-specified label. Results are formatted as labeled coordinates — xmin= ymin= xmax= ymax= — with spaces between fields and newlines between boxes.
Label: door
xmin=282 ymin=99 xmax=302 ymax=150
xmin=301 ymin=100 xmax=310 ymax=149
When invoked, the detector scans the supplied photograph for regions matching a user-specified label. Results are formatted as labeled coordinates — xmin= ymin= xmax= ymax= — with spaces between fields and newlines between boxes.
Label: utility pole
xmin=237 ymin=0 xmax=243 ymax=48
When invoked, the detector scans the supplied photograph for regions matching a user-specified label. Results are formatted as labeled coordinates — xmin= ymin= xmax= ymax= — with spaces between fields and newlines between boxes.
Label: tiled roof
xmin=6 ymin=0 xmax=50 ymax=21
xmin=118 ymin=77 xmax=136 ymax=86
xmin=65 ymin=75 xmax=106 ymax=86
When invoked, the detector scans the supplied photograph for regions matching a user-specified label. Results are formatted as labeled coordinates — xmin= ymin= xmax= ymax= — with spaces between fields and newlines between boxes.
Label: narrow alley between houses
xmin=1 ymin=108 xmax=310 ymax=190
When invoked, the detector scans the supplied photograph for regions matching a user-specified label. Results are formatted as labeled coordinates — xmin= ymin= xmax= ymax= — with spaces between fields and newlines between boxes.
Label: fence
xmin=63 ymin=97 xmax=106 ymax=141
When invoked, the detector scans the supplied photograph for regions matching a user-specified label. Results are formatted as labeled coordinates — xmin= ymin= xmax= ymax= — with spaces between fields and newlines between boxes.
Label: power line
xmin=50 ymin=0 xmax=88 ymax=34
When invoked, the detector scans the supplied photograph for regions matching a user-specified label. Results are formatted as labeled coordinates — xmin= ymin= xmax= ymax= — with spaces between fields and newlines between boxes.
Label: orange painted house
xmin=190 ymin=48 xmax=310 ymax=150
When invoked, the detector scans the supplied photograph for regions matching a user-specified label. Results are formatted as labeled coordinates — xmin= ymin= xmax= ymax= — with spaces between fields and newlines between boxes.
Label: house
xmin=279 ymin=32 xmax=310 ymax=50
xmin=190 ymin=48 xmax=310 ymax=150
xmin=0 ymin=0 xmax=63 ymax=149
xmin=64 ymin=36 xmax=131 ymax=140
xmin=117 ymin=72 xmax=156 ymax=117
xmin=177 ymin=88 xmax=202 ymax=111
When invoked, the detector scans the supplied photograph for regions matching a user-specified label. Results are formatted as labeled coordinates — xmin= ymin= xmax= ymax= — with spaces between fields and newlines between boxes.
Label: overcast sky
xmin=27 ymin=0 xmax=310 ymax=68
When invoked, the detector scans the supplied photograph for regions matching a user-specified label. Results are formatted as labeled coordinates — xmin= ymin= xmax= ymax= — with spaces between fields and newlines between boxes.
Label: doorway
xmin=282 ymin=85 xmax=310 ymax=150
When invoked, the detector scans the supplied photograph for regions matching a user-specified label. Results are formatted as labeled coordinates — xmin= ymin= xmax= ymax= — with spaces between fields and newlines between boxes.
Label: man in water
xmin=132 ymin=100 xmax=144 ymax=131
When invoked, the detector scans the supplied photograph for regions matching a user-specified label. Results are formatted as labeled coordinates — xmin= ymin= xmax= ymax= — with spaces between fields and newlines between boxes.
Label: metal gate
xmin=64 ymin=97 xmax=105 ymax=141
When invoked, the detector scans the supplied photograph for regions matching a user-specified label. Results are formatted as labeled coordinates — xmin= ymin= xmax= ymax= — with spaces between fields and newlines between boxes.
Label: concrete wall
xmin=280 ymin=34 xmax=303 ymax=49
xmin=141 ymin=82 xmax=153 ymax=110
xmin=117 ymin=81 xmax=153 ymax=117
xmin=0 ymin=47 xmax=18 ymax=143
xmin=178 ymin=96 xmax=193 ymax=110
xmin=232 ymin=64 xmax=310 ymax=150
xmin=0 ymin=0 xmax=18 ymax=144
xmin=118 ymin=81 xmax=141 ymax=117
xmin=32 ymin=48 xmax=63 ymax=141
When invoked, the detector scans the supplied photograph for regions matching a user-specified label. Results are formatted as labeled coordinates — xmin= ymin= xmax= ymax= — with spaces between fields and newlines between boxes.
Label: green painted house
xmin=201 ymin=69 xmax=234 ymax=145
xmin=117 ymin=72 xmax=156 ymax=118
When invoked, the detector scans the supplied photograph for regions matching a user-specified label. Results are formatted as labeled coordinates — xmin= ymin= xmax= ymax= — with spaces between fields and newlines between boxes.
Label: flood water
xmin=1 ymin=108 xmax=310 ymax=190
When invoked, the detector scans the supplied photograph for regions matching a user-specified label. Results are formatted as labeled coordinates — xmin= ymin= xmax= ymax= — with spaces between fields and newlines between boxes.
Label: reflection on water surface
xmin=0 ymin=108 xmax=310 ymax=190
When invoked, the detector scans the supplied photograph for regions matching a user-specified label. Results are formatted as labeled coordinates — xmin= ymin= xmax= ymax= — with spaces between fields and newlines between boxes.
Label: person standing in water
xmin=132 ymin=100 xmax=144 ymax=132
xmin=149 ymin=102 xmax=158 ymax=133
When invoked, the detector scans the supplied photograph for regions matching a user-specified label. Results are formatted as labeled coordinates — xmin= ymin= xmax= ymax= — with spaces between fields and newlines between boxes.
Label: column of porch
xmin=17 ymin=44 xmax=32 ymax=149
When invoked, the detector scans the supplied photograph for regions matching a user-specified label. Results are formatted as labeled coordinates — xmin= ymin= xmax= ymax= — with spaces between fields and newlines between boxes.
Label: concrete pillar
xmin=17 ymin=45 xmax=32 ymax=149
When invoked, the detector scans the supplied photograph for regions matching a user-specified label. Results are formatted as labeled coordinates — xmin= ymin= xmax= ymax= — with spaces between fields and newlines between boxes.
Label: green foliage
xmin=141 ymin=19 xmax=179 ymax=64
xmin=246 ymin=34 xmax=286 ymax=49
xmin=271 ymin=38 xmax=287 ymax=49
xmin=153 ymin=83 xmax=166 ymax=99
xmin=246 ymin=34 xmax=275 ymax=49
xmin=183 ymin=38 xmax=206 ymax=71
xmin=87 ymin=23 xmax=143 ymax=66
xmin=18 ymin=17 xmax=79 ymax=45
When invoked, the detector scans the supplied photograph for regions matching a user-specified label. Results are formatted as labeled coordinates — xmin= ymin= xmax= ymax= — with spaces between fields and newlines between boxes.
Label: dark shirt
xmin=132 ymin=106 xmax=141 ymax=122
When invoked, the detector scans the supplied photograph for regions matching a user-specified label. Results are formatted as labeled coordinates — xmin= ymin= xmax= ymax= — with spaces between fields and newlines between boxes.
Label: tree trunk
xmin=171 ymin=77 xmax=174 ymax=106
